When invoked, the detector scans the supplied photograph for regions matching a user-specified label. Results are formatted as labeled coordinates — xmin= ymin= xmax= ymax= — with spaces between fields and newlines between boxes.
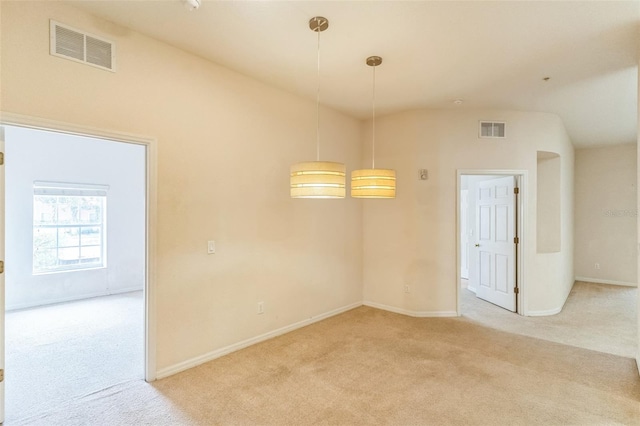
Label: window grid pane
xmin=33 ymin=193 xmax=106 ymax=273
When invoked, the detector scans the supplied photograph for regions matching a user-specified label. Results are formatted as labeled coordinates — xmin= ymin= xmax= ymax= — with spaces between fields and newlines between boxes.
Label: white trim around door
xmin=0 ymin=111 xmax=157 ymax=382
xmin=456 ymin=169 xmax=528 ymax=317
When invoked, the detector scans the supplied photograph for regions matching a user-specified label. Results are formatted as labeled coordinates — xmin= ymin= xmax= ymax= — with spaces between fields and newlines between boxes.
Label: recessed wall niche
xmin=537 ymin=151 xmax=561 ymax=253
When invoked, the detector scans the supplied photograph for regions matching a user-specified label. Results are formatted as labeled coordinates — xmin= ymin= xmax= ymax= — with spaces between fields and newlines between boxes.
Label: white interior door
xmin=474 ymin=176 xmax=516 ymax=312
xmin=460 ymin=189 xmax=470 ymax=279
xmin=0 ymin=126 xmax=6 ymax=422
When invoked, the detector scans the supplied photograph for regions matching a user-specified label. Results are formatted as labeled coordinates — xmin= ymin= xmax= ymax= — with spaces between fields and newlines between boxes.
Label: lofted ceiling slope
xmin=67 ymin=1 xmax=640 ymax=147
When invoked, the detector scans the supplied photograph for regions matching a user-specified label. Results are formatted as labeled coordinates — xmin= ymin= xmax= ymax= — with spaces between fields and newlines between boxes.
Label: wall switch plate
xmin=257 ymin=301 xmax=264 ymax=315
xmin=207 ymin=240 xmax=216 ymax=254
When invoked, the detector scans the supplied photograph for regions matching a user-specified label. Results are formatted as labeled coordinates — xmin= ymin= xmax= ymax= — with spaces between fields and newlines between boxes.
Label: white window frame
xmin=32 ymin=182 xmax=108 ymax=274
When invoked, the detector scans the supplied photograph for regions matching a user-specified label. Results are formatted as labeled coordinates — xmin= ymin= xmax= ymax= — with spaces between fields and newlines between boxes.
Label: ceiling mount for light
xmin=290 ymin=17 xmax=346 ymax=199
xmin=351 ymin=56 xmax=396 ymax=199
xmin=366 ymin=56 xmax=382 ymax=67
xmin=309 ymin=16 xmax=329 ymax=32
xmin=183 ymin=0 xmax=201 ymax=11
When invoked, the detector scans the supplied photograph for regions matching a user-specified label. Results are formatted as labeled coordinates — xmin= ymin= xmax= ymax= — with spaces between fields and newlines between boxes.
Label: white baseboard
xmin=110 ymin=286 xmax=144 ymax=294
xmin=156 ymin=301 xmax=362 ymax=380
xmin=6 ymin=286 xmax=143 ymax=312
xmin=526 ymin=307 xmax=562 ymax=317
xmin=363 ymin=300 xmax=457 ymax=318
xmin=575 ymin=276 xmax=637 ymax=287
xmin=526 ymin=278 xmax=575 ymax=317
xmin=466 ymin=286 xmax=477 ymax=293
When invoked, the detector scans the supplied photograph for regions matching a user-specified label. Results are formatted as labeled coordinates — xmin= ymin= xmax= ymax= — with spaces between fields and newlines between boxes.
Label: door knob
xmin=475 ymin=244 xmax=480 ymax=247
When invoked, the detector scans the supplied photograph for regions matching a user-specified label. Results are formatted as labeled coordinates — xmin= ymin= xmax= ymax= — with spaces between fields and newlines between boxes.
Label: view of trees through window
xmin=33 ymin=193 xmax=106 ymax=273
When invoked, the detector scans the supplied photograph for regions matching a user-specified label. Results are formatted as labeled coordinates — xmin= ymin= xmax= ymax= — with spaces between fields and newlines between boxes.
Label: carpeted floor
xmin=6 ymin=291 xmax=143 ymax=424
xmin=461 ymin=280 xmax=638 ymax=358
xmin=9 ymin=283 xmax=640 ymax=426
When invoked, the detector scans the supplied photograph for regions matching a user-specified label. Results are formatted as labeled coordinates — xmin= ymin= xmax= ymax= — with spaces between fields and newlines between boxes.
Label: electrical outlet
xmin=257 ymin=301 xmax=264 ymax=315
xmin=595 ymin=263 xmax=600 ymax=270
xmin=404 ymin=285 xmax=410 ymax=293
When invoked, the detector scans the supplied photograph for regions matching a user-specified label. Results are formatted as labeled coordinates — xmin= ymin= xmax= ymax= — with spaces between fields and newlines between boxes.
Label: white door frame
xmin=0 ymin=112 xmax=157 ymax=382
xmin=0 ymin=126 xmax=5 ymax=422
xmin=456 ymin=169 xmax=527 ymax=316
xmin=460 ymin=189 xmax=470 ymax=280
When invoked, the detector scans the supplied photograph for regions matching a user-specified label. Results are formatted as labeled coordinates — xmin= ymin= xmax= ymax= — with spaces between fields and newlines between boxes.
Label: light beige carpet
xmin=14 ymin=304 xmax=640 ymax=426
xmin=6 ymin=291 xmax=143 ymax=423
xmin=462 ymin=281 xmax=638 ymax=358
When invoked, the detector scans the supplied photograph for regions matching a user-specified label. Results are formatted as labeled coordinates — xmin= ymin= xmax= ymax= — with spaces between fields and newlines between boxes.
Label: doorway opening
xmin=457 ymin=170 xmax=526 ymax=316
xmin=0 ymin=118 xmax=155 ymax=423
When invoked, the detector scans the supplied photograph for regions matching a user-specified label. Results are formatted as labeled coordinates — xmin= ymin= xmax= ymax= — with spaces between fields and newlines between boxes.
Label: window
xmin=33 ymin=183 xmax=107 ymax=273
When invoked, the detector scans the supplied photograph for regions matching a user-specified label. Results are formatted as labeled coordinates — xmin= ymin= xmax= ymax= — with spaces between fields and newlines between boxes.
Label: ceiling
xmin=69 ymin=1 xmax=639 ymax=147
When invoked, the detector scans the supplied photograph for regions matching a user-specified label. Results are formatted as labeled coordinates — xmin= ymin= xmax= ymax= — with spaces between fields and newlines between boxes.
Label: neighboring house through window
xmin=33 ymin=182 xmax=108 ymax=273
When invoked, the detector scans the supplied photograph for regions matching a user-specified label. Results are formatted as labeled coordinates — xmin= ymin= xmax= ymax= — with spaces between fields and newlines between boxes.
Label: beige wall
xmin=0 ymin=2 xmax=363 ymax=374
xmin=0 ymin=1 xmax=587 ymax=377
xmin=575 ymin=144 xmax=637 ymax=286
xmin=361 ymin=109 xmax=575 ymax=316
xmin=637 ymin=54 xmax=640 ymax=375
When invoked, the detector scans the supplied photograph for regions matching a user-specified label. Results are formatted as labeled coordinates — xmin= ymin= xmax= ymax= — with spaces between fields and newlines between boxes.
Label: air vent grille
xmin=55 ymin=25 xmax=84 ymax=60
xmin=479 ymin=121 xmax=506 ymax=138
xmin=50 ymin=20 xmax=115 ymax=72
xmin=86 ymin=36 xmax=113 ymax=69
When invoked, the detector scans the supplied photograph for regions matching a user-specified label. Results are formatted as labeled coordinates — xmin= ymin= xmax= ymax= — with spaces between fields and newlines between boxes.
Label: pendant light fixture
xmin=351 ymin=56 xmax=396 ymax=199
xmin=290 ymin=17 xmax=346 ymax=199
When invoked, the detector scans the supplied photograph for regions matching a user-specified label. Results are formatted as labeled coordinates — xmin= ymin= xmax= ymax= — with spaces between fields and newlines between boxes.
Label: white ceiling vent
xmin=479 ymin=121 xmax=506 ymax=138
xmin=50 ymin=20 xmax=115 ymax=72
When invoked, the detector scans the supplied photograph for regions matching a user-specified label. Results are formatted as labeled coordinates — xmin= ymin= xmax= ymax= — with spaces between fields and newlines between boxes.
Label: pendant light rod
xmin=310 ymin=17 xmax=328 ymax=161
xmin=290 ymin=16 xmax=345 ymax=199
xmin=372 ymin=62 xmax=376 ymax=169
xmin=366 ymin=56 xmax=382 ymax=169
xmin=350 ymin=55 xmax=395 ymax=199
xmin=316 ymin=26 xmax=321 ymax=161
